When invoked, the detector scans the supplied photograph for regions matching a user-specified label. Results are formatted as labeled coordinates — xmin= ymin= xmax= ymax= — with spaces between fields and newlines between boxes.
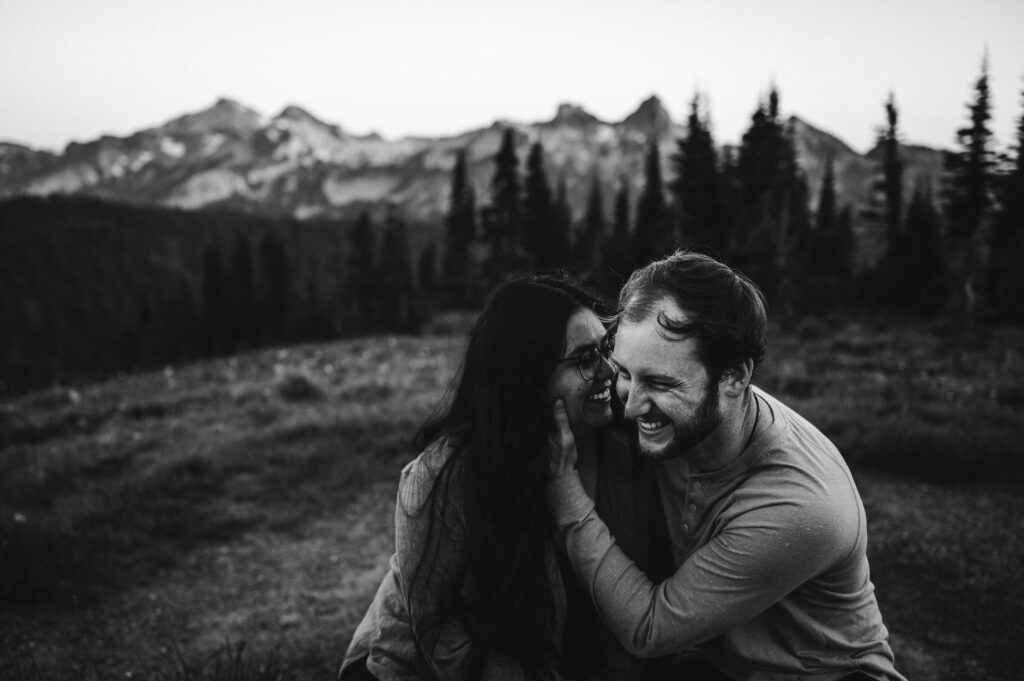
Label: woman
xmin=340 ymin=274 xmax=616 ymax=681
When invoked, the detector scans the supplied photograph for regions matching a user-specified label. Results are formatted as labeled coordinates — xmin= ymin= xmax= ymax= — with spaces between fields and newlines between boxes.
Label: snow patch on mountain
xmin=130 ymin=150 xmax=154 ymax=172
xmin=161 ymin=137 xmax=186 ymax=158
xmin=165 ymin=169 xmax=247 ymax=209
xmin=322 ymin=174 xmax=402 ymax=204
xmin=27 ymin=164 xmax=95 ymax=194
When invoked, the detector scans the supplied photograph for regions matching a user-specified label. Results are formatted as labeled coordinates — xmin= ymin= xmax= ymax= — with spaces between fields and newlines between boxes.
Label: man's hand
xmin=548 ymin=399 xmax=578 ymax=478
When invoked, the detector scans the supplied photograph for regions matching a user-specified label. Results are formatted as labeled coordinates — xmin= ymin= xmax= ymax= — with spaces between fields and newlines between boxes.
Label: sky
xmin=2 ymin=0 xmax=1022 ymax=154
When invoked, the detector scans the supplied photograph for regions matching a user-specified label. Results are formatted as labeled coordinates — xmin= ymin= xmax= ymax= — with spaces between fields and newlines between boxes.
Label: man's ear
xmin=720 ymin=358 xmax=754 ymax=398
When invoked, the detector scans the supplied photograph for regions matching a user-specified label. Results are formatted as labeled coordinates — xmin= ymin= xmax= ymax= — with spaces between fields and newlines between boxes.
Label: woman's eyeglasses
xmin=558 ymin=338 xmax=613 ymax=381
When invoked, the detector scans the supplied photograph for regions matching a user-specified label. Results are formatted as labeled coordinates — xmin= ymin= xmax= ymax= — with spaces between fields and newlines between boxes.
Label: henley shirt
xmin=550 ymin=388 xmax=906 ymax=681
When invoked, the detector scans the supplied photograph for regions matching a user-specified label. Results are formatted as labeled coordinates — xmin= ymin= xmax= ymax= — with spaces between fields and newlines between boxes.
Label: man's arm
xmin=549 ymin=470 xmax=845 ymax=658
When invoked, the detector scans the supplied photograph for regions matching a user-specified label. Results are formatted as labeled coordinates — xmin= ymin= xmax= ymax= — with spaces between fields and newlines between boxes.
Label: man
xmin=549 ymin=251 xmax=905 ymax=680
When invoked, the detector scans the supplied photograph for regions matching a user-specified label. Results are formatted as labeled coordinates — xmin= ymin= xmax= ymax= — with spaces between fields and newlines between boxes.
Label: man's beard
xmin=636 ymin=378 xmax=722 ymax=461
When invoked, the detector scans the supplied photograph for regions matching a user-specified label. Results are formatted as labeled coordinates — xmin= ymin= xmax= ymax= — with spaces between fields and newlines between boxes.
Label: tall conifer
xmin=522 ymin=140 xmax=558 ymax=270
xmin=444 ymin=148 xmax=476 ymax=308
xmin=484 ymin=127 xmax=523 ymax=280
xmin=257 ymin=233 xmax=292 ymax=343
xmin=602 ymin=179 xmax=634 ymax=295
xmin=632 ymin=139 xmax=670 ymax=266
xmin=200 ymin=246 xmax=227 ymax=353
xmin=989 ymin=83 xmax=1024 ymax=324
xmin=375 ymin=215 xmax=419 ymax=332
xmin=226 ymin=235 xmax=257 ymax=350
xmin=672 ymin=94 xmax=725 ymax=256
xmin=347 ymin=212 xmax=376 ymax=329
xmin=574 ymin=173 xmax=608 ymax=279
xmin=881 ymin=93 xmax=905 ymax=268
xmin=942 ymin=55 xmax=997 ymax=324
xmin=735 ymin=88 xmax=803 ymax=304
xmin=902 ymin=180 xmax=948 ymax=314
xmin=551 ymin=175 xmax=573 ymax=269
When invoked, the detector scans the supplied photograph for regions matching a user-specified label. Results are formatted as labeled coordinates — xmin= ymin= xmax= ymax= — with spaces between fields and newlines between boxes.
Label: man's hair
xmin=617 ymin=250 xmax=768 ymax=380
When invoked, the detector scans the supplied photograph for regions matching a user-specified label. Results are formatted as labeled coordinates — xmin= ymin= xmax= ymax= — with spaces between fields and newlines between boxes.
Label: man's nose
xmin=618 ymin=379 xmax=646 ymax=420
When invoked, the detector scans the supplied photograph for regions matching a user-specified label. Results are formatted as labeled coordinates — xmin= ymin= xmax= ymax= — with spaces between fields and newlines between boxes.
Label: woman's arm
xmin=397 ymin=451 xmax=543 ymax=681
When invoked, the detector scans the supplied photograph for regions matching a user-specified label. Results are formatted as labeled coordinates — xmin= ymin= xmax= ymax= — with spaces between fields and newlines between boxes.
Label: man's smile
xmin=637 ymin=417 xmax=670 ymax=433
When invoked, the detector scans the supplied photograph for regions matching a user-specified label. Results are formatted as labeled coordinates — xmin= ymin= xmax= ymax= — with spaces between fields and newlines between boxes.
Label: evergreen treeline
xmin=443 ymin=61 xmax=1024 ymax=326
xmin=0 ymin=197 xmax=432 ymax=396
xmin=3 ymin=57 xmax=1023 ymax=397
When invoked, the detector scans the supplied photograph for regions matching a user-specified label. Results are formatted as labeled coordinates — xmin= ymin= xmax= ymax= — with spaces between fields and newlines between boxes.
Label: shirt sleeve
xmin=397 ymin=454 xmax=546 ymax=681
xmin=549 ymin=470 xmax=847 ymax=658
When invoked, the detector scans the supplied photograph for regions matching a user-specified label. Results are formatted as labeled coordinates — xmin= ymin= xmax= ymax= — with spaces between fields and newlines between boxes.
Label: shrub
xmin=836 ymin=417 xmax=1024 ymax=485
xmin=0 ymin=513 xmax=98 ymax=609
xmin=272 ymin=370 xmax=326 ymax=403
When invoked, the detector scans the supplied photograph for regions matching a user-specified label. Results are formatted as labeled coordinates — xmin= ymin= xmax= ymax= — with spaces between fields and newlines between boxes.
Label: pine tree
xmin=632 ymin=139 xmax=670 ymax=266
xmin=256 ymin=233 xmax=292 ymax=344
xmin=483 ymin=127 xmax=523 ymax=281
xmin=718 ymin=146 xmax=742 ymax=261
xmin=881 ymin=93 xmax=905 ymax=269
xmin=574 ymin=172 xmax=608 ymax=280
xmin=989 ymin=83 xmax=1024 ymax=324
xmin=671 ymin=94 xmax=726 ymax=257
xmin=296 ymin=281 xmax=334 ymax=341
xmin=602 ymin=179 xmax=634 ymax=296
xmin=200 ymin=246 xmax=228 ymax=354
xmin=551 ymin=174 xmax=573 ymax=269
xmin=796 ymin=158 xmax=854 ymax=313
xmin=375 ymin=215 xmax=420 ymax=333
xmin=444 ymin=148 xmax=477 ymax=308
xmin=798 ymin=158 xmax=837 ymax=311
xmin=418 ymin=241 xmax=439 ymax=297
xmin=734 ymin=88 xmax=800 ymax=302
xmin=347 ymin=212 xmax=377 ymax=330
xmin=226 ymin=235 xmax=257 ymax=350
xmin=522 ymin=140 xmax=557 ymax=270
xmin=902 ymin=179 xmax=948 ymax=315
xmin=942 ymin=55 xmax=997 ymax=325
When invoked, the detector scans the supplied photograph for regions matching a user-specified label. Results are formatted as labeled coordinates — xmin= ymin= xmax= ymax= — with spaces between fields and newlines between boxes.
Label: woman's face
xmin=547 ymin=307 xmax=614 ymax=435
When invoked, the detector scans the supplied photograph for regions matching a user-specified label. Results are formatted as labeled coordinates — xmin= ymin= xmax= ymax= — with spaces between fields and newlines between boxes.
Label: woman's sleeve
xmin=395 ymin=455 xmax=542 ymax=681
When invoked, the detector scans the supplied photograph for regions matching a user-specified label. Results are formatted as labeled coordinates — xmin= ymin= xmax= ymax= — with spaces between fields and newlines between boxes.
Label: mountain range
xmin=0 ymin=95 xmax=945 ymax=261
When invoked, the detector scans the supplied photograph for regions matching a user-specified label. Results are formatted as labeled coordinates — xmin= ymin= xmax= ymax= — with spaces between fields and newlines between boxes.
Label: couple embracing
xmin=340 ymin=251 xmax=905 ymax=681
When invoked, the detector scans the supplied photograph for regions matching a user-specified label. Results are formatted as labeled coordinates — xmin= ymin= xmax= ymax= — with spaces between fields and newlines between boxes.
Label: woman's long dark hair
xmin=411 ymin=273 xmax=604 ymax=680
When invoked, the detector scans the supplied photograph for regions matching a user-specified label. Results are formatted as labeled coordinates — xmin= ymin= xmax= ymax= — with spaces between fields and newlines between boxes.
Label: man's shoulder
xmin=750 ymin=387 xmax=843 ymax=461
xmin=738 ymin=389 xmax=863 ymax=531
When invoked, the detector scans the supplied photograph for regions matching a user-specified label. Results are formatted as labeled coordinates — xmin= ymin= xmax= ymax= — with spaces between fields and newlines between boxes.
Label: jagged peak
xmin=789 ymin=115 xmax=857 ymax=157
xmin=163 ymin=97 xmax=264 ymax=135
xmin=546 ymin=103 xmax=603 ymax=127
xmin=275 ymin=104 xmax=324 ymax=125
xmin=271 ymin=104 xmax=348 ymax=141
xmin=621 ymin=95 xmax=672 ymax=138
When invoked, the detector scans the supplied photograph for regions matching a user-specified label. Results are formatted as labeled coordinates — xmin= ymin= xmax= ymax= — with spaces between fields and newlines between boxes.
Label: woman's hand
xmin=548 ymin=399 xmax=579 ymax=478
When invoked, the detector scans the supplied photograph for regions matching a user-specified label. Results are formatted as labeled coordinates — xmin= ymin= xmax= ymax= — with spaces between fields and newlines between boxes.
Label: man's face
xmin=611 ymin=298 xmax=723 ymax=461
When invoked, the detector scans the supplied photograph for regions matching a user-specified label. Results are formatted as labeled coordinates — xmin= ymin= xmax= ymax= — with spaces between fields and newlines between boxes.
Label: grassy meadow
xmin=1 ymin=317 xmax=1023 ymax=680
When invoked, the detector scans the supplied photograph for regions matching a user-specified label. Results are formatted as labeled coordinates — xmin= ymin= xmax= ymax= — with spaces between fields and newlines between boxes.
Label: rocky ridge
xmin=0 ymin=96 xmax=944 ymax=228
